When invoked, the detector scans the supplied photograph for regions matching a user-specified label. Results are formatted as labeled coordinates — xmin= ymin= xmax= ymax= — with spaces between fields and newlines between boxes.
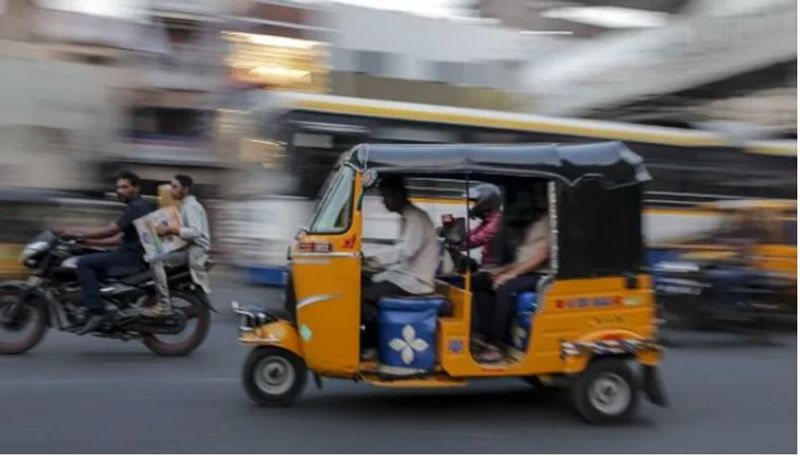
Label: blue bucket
xmin=377 ymin=297 xmax=445 ymax=375
xmin=511 ymin=292 xmax=537 ymax=352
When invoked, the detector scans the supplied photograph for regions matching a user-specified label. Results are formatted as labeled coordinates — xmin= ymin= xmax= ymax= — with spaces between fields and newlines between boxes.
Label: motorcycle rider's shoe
xmin=140 ymin=302 xmax=173 ymax=318
xmin=76 ymin=313 xmax=107 ymax=335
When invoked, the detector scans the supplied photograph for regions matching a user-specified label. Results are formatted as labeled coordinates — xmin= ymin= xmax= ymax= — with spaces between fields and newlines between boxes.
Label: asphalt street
xmin=1 ymin=273 xmax=796 ymax=453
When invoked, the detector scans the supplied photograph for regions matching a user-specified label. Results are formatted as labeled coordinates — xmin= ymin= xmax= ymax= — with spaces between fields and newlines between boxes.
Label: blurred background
xmin=0 ymin=2 xmax=797 ymax=453
xmin=0 ymin=0 xmax=796 ymax=281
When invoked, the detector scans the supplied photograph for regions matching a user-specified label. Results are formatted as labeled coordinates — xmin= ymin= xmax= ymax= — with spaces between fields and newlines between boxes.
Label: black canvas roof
xmin=349 ymin=141 xmax=651 ymax=188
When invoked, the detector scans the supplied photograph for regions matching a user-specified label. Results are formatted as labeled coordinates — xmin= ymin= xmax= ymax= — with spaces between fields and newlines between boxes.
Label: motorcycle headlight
xmin=19 ymin=241 xmax=48 ymax=264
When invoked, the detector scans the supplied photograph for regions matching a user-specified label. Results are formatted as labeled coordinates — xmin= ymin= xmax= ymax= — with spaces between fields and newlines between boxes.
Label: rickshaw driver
xmin=360 ymin=175 xmax=439 ymax=357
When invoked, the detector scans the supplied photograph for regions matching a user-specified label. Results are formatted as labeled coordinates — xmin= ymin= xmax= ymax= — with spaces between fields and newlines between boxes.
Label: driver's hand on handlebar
xmin=55 ymin=227 xmax=80 ymax=240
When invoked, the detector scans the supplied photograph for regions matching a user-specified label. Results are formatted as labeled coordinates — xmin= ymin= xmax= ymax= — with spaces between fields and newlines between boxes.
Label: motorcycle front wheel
xmin=142 ymin=290 xmax=210 ymax=356
xmin=0 ymin=288 xmax=48 ymax=355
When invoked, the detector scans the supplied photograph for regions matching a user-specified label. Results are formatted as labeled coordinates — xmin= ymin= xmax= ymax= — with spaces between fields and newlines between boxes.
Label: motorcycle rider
xmin=140 ymin=174 xmax=210 ymax=317
xmin=59 ymin=171 xmax=154 ymax=334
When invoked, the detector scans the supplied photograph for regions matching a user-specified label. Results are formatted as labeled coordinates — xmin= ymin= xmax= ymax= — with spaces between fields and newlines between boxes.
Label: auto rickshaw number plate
xmin=591 ymin=315 xmax=627 ymax=327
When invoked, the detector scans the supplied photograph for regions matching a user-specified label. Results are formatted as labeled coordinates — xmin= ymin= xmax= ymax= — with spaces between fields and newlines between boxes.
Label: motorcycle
xmin=0 ymin=231 xmax=214 ymax=356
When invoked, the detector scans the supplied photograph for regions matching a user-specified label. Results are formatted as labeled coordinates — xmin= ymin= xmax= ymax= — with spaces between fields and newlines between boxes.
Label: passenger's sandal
xmin=475 ymin=346 xmax=503 ymax=363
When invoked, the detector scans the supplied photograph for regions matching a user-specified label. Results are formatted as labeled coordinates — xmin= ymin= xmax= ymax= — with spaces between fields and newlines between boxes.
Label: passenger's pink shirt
xmin=468 ymin=211 xmax=501 ymax=264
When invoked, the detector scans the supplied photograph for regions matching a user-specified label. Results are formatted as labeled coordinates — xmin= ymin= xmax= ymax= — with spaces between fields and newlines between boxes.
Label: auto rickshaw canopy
xmin=343 ymin=141 xmax=650 ymax=279
xmin=348 ymin=141 xmax=651 ymax=189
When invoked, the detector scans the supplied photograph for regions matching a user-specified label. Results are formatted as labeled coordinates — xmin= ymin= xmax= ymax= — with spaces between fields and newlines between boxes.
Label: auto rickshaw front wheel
xmin=243 ymin=346 xmax=307 ymax=406
xmin=571 ymin=357 xmax=638 ymax=425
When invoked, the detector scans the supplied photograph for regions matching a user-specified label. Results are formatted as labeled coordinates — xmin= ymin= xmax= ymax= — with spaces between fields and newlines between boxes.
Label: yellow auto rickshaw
xmin=690 ymin=199 xmax=797 ymax=282
xmin=234 ymin=142 xmax=667 ymax=424
xmin=654 ymin=199 xmax=796 ymax=327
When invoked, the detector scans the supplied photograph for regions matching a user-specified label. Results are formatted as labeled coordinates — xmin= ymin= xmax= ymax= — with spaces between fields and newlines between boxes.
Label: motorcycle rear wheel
xmin=142 ymin=290 xmax=210 ymax=356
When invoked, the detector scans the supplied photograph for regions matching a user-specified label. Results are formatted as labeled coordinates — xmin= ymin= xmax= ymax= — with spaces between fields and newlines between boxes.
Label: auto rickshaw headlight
xmin=232 ymin=301 xmax=255 ymax=331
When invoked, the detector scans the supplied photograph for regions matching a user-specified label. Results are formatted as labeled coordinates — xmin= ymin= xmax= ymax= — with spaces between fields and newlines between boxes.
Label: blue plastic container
xmin=511 ymin=292 xmax=538 ymax=352
xmin=245 ymin=265 xmax=288 ymax=287
xmin=377 ymin=297 xmax=445 ymax=375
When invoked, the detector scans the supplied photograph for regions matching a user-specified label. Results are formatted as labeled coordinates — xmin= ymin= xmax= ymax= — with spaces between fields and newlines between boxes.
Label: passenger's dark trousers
xmin=361 ymin=280 xmax=410 ymax=349
xmin=470 ymin=271 xmax=494 ymax=332
xmin=76 ymin=251 xmax=145 ymax=314
xmin=476 ymin=274 xmax=539 ymax=346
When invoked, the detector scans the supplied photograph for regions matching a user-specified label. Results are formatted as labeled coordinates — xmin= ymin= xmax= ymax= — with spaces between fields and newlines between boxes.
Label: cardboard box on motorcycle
xmin=134 ymin=205 xmax=186 ymax=261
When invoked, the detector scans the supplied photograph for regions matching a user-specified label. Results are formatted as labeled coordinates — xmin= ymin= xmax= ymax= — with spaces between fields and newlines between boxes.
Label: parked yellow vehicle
xmin=690 ymin=199 xmax=796 ymax=281
xmin=235 ymin=142 xmax=668 ymax=424
xmin=654 ymin=199 xmax=796 ymax=326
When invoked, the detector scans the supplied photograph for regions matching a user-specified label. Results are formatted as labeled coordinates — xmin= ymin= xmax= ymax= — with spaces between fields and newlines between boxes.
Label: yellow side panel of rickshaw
xmin=530 ymin=275 xmax=656 ymax=371
xmin=438 ymin=275 xmax=656 ymax=378
xmin=290 ymin=186 xmax=364 ymax=378
xmin=293 ymin=251 xmax=361 ymax=377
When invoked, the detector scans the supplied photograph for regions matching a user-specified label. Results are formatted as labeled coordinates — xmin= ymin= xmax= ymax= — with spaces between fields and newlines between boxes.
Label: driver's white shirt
xmin=372 ymin=204 xmax=438 ymax=294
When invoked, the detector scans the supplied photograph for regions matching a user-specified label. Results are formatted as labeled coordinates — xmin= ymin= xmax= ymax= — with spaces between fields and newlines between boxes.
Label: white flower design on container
xmin=389 ymin=324 xmax=429 ymax=365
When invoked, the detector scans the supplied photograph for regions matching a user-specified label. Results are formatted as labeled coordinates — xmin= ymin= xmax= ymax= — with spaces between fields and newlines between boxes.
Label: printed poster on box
xmin=134 ymin=206 xmax=186 ymax=261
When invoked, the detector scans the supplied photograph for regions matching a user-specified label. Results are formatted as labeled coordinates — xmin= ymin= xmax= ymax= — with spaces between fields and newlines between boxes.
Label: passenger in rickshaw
xmin=474 ymin=184 xmax=550 ymax=363
xmin=459 ymin=183 xmax=504 ymax=338
xmin=361 ymin=175 xmax=439 ymax=356
xmin=464 ymin=183 xmax=504 ymax=267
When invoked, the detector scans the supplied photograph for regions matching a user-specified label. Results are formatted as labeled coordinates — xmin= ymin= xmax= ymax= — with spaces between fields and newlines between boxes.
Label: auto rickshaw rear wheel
xmin=243 ymin=346 xmax=307 ymax=406
xmin=571 ymin=357 xmax=638 ymax=424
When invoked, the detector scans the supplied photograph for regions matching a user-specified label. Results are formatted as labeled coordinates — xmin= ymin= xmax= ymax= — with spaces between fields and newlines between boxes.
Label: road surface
xmin=1 ymin=274 xmax=796 ymax=453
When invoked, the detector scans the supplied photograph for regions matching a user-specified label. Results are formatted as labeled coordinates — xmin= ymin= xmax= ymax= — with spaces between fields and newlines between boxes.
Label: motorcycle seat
xmin=104 ymin=265 xmax=147 ymax=279
xmin=118 ymin=270 xmax=153 ymax=286
xmin=114 ymin=257 xmax=215 ymax=286
xmin=117 ymin=263 xmax=191 ymax=286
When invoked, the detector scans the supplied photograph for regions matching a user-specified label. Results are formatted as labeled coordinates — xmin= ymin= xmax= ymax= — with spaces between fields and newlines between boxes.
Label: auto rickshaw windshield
xmin=308 ymin=165 xmax=356 ymax=233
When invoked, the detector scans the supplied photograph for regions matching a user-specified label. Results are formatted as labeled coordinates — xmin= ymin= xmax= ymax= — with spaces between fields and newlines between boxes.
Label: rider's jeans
xmin=76 ymin=251 xmax=145 ymax=314
xmin=150 ymin=250 xmax=189 ymax=306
